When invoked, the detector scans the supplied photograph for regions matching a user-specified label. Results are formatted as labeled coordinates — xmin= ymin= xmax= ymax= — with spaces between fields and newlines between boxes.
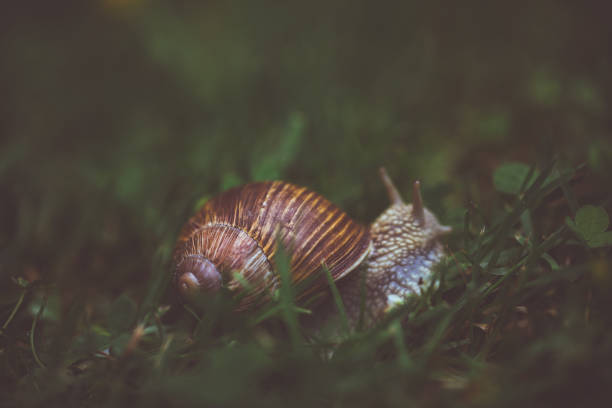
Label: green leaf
xmin=575 ymin=205 xmax=609 ymax=237
xmin=586 ymin=231 xmax=612 ymax=248
xmin=568 ymin=206 xmax=612 ymax=248
xmin=493 ymin=162 xmax=538 ymax=194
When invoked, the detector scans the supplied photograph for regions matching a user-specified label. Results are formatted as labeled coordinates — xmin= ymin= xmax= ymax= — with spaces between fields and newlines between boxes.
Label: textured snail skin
xmin=173 ymin=169 xmax=450 ymax=328
xmin=318 ymin=200 xmax=450 ymax=329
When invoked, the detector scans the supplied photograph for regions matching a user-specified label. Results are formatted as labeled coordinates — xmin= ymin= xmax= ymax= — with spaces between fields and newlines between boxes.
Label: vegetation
xmin=1 ymin=1 xmax=611 ymax=407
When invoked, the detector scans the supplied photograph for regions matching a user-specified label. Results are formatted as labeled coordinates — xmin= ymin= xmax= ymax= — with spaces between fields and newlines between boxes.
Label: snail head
xmin=378 ymin=167 xmax=452 ymax=239
xmin=362 ymin=168 xmax=452 ymax=298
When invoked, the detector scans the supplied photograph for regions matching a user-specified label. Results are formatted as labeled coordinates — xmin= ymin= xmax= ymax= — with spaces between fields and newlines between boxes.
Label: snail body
xmin=174 ymin=169 xmax=450 ymax=328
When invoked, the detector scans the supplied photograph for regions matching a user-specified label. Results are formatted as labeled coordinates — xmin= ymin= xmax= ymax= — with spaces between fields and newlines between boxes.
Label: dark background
xmin=1 ymin=1 xmax=611 ymax=406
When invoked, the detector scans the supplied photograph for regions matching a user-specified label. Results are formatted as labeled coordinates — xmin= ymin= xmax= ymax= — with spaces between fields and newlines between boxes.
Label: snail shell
xmin=173 ymin=181 xmax=371 ymax=310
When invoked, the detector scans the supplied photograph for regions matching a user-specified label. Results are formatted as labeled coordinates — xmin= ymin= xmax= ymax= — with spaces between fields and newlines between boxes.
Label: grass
xmin=1 ymin=2 xmax=612 ymax=407
xmin=2 ymin=160 xmax=611 ymax=407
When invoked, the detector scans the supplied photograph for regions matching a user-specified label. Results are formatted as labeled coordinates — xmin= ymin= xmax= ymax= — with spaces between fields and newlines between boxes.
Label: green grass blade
xmin=322 ymin=264 xmax=350 ymax=334
xmin=30 ymin=294 xmax=47 ymax=369
xmin=275 ymin=240 xmax=302 ymax=348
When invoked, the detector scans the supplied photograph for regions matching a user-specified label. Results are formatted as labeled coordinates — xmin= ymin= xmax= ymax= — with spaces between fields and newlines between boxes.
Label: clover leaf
xmin=566 ymin=205 xmax=612 ymax=248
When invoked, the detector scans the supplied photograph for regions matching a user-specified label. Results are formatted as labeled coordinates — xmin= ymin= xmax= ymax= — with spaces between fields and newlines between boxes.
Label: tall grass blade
xmin=322 ymin=264 xmax=350 ymax=334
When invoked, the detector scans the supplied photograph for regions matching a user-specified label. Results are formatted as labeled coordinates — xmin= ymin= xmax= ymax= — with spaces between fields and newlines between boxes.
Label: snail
xmin=173 ymin=168 xmax=451 ymax=328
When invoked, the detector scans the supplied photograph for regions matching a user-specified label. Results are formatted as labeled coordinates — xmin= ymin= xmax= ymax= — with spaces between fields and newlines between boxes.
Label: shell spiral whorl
xmin=173 ymin=181 xmax=371 ymax=310
xmin=177 ymin=255 xmax=222 ymax=296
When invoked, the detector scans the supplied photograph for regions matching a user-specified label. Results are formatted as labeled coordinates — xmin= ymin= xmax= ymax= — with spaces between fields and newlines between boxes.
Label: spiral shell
xmin=174 ymin=181 xmax=371 ymax=310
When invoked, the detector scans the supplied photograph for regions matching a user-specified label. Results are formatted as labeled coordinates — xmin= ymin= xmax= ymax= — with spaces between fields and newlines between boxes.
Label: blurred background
xmin=2 ymin=0 xmax=610 ymax=296
xmin=1 ymin=0 xmax=611 ymax=405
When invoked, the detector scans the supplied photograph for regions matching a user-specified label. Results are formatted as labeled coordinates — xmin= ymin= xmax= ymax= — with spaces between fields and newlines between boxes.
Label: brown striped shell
xmin=173 ymin=181 xmax=372 ymax=310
